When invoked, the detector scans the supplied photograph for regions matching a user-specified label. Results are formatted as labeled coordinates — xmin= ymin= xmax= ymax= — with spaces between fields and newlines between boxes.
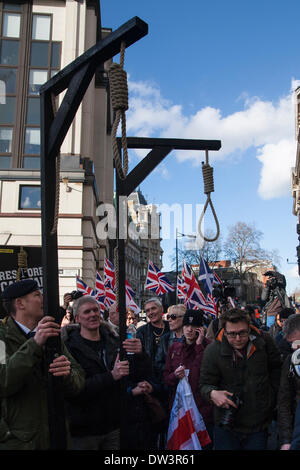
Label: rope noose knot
xmin=16 ymin=247 xmax=28 ymax=281
xmin=108 ymin=63 xmax=129 ymax=112
xmin=198 ymin=155 xmax=220 ymax=242
xmin=202 ymin=162 xmax=214 ymax=194
xmin=108 ymin=42 xmax=129 ymax=181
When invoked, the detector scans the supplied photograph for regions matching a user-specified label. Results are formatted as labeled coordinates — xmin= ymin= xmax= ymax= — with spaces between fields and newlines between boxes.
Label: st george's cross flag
xmin=167 ymin=372 xmax=211 ymax=450
xmin=145 ymin=261 xmax=175 ymax=296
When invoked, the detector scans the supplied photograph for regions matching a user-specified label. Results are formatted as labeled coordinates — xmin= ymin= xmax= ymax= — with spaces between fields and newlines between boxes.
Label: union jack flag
xmin=104 ymin=286 xmax=116 ymax=308
xmin=104 ymin=257 xmax=115 ymax=290
xmin=145 ymin=261 xmax=175 ymax=296
xmin=95 ymin=272 xmax=106 ymax=312
xmin=182 ymin=261 xmax=216 ymax=316
xmin=206 ymin=293 xmax=218 ymax=318
xmin=76 ymin=276 xmax=95 ymax=296
xmin=213 ymin=271 xmax=222 ymax=286
xmin=125 ymin=280 xmax=141 ymax=313
xmin=177 ymin=275 xmax=186 ymax=301
xmin=125 ymin=280 xmax=135 ymax=300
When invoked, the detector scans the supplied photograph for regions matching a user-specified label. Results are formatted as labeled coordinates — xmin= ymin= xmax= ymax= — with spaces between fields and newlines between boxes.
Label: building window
xmin=19 ymin=185 xmax=41 ymax=210
xmin=0 ymin=3 xmax=61 ymax=169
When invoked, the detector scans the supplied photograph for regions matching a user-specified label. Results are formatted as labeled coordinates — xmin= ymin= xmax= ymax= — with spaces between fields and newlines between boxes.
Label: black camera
xmin=70 ymin=290 xmax=83 ymax=300
xmin=219 ymin=393 xmax=242 ymax=428
xmin=264 ymin=271 xmax=286 ymax=290
xmin=212 ymin=281 xmax=236 ymax=303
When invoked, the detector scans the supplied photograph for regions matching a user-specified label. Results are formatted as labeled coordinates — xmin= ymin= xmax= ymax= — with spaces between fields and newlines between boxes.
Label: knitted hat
xmin=182 ymin=309 xmax=204 ymax=327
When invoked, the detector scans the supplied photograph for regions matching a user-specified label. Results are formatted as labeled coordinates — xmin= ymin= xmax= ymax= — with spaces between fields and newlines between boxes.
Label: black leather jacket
xmin=63 ymin=322 xmax=121 ymax=437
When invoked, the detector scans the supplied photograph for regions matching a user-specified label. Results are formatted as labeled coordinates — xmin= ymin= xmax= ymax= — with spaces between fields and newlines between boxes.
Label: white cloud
xmin=257 ymin=139 xmax=296 ymax=200
xmin=126 ymin=78 xmax=297 ymax=199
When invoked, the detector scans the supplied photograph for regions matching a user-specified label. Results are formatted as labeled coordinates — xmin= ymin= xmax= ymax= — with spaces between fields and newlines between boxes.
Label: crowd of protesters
xmin=1 ymin=279 xmax=300 ymax=451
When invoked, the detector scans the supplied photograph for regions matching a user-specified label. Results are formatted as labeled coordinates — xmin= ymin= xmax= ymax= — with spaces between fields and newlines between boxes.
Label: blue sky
xmin=101 ymin=0 xmax=300 ymax=295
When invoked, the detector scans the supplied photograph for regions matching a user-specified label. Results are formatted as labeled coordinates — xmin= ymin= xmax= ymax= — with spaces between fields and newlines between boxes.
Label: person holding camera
xmin=199 ymin=308 xmax=282 ymax=450
xmin=261 ymin=271 xmax=291 ymax=329
xmin=163 ymin=309 xmax=213 ymax=446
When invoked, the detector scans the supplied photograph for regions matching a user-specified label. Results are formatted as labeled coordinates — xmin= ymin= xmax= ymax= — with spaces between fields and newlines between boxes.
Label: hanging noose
xmin=16 ymin=247 xmax=28 ymax=281
xmin=108 ymin=41 xmax=129 ymax=181
xmin=108 ymin=42 xmax=130 ymax=305
xmin=198 ymin=150 xmax=220 ymax=242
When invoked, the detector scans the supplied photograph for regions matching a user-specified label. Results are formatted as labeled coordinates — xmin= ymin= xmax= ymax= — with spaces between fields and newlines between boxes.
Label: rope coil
xmin=16 ymin=247 xmax=28 ymax=281
xmin=108 ymin=42 xmax=130 ymax=306
xmin=108 ymin=41 xmax=129 ymax=181
xmin=198 ymin=151 xmax=220 ymax=242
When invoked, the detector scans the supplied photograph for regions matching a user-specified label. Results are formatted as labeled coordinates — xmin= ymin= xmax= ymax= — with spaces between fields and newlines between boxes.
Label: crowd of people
xmin=1 ymin=278 xmax=300 ymax=451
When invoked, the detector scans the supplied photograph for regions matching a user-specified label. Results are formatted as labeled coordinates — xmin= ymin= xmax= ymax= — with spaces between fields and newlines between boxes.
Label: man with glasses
xmin=199 ymin=308 xmax=281 ymax=450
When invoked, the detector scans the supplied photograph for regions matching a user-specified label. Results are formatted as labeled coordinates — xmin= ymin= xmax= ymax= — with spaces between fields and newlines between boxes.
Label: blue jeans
xmin=267 ymin=315 xmax=275 ymax=328
xmin=214 ymin=426 xmax=268 ymax=450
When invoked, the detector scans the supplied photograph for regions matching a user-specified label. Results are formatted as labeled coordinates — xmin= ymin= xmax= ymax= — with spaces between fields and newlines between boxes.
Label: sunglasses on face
xmin=166 ymin=314 xmax=184 ymax=320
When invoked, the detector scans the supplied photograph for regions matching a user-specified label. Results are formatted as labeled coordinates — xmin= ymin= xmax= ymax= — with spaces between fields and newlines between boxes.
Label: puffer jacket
xmin=0 ymin=316 xmax=84 ymax=450
xmin=63 ymin=321 xmax=122 ymax=437
xmin=163 ymin=338 xmax=213 ymax=426
xmin=277 ymin=353 xmax=300 ymax=446
xmin=199 ymin=325 xmax=282 ymax=434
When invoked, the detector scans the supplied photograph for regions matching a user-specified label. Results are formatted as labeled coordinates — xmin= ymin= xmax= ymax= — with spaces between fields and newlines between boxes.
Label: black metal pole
xmin=40 ymin=90 xmax=67 ymax=450
xmin=116 ymin=169 xmax=129 ymax=450
xmin=176 ymin=228 xmax=178 ymax=304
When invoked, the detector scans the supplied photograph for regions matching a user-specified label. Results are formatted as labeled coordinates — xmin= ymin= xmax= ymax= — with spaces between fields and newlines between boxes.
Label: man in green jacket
xmin=0 ymin=279 xmax=85 ymax=450
xmin=199 ymin=308 xmax=281 ymax=450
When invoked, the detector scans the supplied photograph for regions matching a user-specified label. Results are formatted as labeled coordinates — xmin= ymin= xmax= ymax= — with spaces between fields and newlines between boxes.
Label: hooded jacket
xmin=199 ymin=324 xmax=282 ymax=433
xmin=0 ymin=316 xmax=84 ymax=450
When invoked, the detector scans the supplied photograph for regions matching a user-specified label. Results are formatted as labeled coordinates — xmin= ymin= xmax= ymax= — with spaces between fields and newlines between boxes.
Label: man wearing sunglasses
xmin=199 ymin=308 xmax=281 ymax=450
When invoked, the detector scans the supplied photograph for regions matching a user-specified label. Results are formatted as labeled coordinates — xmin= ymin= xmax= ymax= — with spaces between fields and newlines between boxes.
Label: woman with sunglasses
xmin=163 ymin=309 xmax=213 ymax=446
xmin=154 ymin=305 xmax=185 ymax=380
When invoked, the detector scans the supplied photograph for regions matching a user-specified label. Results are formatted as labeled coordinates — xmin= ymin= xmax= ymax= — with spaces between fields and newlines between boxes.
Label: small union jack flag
xmin=95 ymin=272 xmax=106 ymax=312
xmin=104 ymin=257 xmax=115 ymax=290
xmin=182 ymin=261 xmax=216 ymax=315
xmin=104 ymin=286 xmax=116 ymax=308
xmin=76 ymin=276 xmax=95 ymax=297
xmin=125 ymin=280 xmax=141 ymax=313
xmin=206 ymin=293 xmax=218 ymax=318
xmin=145 ymin=261 xmax=175 ymax=296
xmin=177 ymin=275 xmax=186 ymax=301
xmin=213 ymin=271 xmax=222 ymax=286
